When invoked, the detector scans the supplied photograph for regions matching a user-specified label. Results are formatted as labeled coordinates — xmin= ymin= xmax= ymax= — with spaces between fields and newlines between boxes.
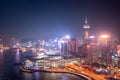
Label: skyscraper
xmin=83 ymin=17 xmax=90 ymax=39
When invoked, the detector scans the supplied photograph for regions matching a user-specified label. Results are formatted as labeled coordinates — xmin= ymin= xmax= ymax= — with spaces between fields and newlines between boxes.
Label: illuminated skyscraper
xmin=83 ymin=17 xmax=90 ymax=39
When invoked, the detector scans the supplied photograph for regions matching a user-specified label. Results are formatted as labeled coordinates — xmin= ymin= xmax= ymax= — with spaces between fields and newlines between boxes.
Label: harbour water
xmin=0 ymin=49 xmax=86 ymax=80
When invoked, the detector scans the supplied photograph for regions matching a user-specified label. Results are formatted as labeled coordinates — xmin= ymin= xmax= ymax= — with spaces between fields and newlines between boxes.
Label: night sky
xmin=0 ymin=0 xmax=120 ymax=40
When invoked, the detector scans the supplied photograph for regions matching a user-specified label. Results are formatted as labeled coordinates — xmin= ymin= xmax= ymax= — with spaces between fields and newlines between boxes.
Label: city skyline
xmin=0 ymin=0 xmax=120 ymax=40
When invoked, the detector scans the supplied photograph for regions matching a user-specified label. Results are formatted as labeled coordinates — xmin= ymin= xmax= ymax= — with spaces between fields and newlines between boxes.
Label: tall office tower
xmin=83 ymin=17 xmax=90 ymax=39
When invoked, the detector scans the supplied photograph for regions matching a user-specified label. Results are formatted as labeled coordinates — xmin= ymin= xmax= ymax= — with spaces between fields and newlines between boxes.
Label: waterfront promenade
xmin=20 ymin=63 xmax=107 ymax=80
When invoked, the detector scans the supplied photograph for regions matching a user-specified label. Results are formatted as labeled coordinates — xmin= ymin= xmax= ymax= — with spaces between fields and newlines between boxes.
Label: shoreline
xmin=19 ymin=65 xmax=93 ymax=80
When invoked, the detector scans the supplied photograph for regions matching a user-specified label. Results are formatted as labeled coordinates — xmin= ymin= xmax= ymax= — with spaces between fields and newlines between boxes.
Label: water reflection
xmin=33 ymin=72 xmax=39 ymax=80
xmin=23 ymin=73 xmax=33 ymax=80
xmin=0 ymin=50 xmax=3 ymax=76
xmin=0 ymin=49 xmax=85 ymax=80
xmin=15 ymin=49 xmax=20 ymax=63
xmin=62 ymin=75 xmax=68 ymax=80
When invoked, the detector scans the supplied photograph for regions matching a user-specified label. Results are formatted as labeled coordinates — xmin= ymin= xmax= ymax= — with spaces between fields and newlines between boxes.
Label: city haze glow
xmin=100 ymin=35 xmax=109 ymax=38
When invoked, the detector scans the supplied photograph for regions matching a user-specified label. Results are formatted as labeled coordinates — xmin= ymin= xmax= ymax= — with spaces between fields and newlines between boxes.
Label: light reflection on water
xmin=0 ymin=49 xmax=86 ymax=80
xmin=15 ymin=49 xmax=20 ymax=63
